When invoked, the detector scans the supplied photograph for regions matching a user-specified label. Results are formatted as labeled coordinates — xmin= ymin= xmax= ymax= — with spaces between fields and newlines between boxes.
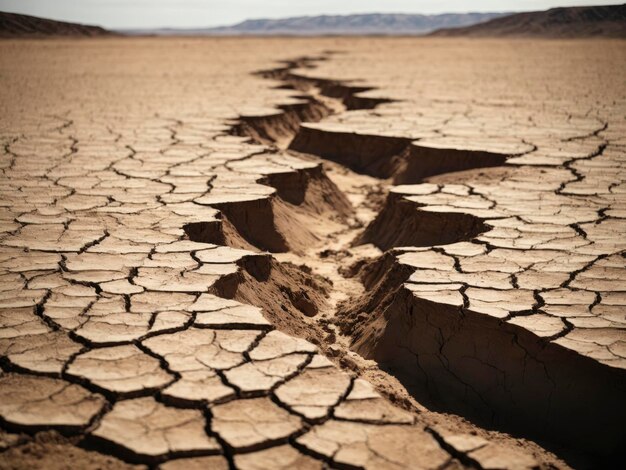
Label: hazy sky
xmin=0 ymin=0 xmax=614 ymax=29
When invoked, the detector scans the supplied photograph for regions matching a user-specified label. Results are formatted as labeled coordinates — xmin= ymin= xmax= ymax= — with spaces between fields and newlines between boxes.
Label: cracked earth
xmin=0 ymin=38 xmax=624 ymax=469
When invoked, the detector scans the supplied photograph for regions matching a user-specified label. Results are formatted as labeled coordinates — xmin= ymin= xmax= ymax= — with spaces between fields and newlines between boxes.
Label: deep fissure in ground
xmin=202 ymin=53 xmax=625 ymax=464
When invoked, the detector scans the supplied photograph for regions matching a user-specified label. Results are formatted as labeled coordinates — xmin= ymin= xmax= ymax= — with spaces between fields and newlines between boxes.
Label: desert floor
xmin=0 ymin=37 xmax=624 ymax=469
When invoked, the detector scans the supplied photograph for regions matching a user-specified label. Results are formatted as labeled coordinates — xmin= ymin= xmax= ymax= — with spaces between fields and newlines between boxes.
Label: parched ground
xmin=0 ymin=37 xmax=624 ymax=469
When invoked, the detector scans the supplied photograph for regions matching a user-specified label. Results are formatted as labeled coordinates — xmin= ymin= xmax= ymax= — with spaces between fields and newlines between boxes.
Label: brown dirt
xmin=0 ymin=432 xmax=143 ymax=470
xmin=2 ymin=36 xmax=624 ymax=469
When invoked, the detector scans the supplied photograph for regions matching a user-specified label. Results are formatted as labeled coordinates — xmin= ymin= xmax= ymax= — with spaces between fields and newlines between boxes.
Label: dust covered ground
xmin=0 ymin=37 xmax=624 ymax=469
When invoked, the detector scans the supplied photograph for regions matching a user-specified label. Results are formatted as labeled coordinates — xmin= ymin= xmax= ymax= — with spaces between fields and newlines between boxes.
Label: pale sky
xmin=0 ymin=0 xmax=615 ymax=29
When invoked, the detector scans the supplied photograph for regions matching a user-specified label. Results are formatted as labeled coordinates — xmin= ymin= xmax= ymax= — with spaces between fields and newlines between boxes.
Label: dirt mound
xmin=210 ymin=254 xmax=331 ymax=342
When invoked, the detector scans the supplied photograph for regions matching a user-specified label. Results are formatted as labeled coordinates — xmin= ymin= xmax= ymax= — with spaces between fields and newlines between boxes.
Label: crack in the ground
xmin=2 ymin=47 xmax=621 ymax=470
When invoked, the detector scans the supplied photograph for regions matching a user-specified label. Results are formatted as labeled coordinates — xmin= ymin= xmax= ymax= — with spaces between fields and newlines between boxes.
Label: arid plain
xmin=0 ymin=37 xmax=625 ymax=469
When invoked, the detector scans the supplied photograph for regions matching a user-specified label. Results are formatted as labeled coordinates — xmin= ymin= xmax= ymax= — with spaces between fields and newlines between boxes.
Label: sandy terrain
xmin=0 ymin=37 xmax=624 ymax=469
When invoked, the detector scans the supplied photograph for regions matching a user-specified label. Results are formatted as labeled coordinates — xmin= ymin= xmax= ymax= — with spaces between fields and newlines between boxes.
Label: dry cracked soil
xmin=0 ymin=37 xmax=624 ymax=469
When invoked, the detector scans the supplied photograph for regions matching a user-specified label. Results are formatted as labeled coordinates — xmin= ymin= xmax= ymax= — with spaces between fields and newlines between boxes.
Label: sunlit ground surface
xmin=0 ymin=37 xmax=624 ymax=469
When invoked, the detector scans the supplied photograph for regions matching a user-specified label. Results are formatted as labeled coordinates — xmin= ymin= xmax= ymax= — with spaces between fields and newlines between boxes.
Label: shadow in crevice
xmin=290 ymin=125 xmax=508 ymax=184
xmin=355 ymin=192 xmax=489 ymax=251
xmin=336 ymin=251 xmax=626 ymax=467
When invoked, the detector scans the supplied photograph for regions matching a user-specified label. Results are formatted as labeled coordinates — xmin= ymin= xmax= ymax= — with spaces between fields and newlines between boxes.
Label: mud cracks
xmin=2 ymin=45 xmax=624 ymax=470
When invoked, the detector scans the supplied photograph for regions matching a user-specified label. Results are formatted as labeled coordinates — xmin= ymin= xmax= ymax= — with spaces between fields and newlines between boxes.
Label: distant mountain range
xmin=121 ymin=13 xmax=510 ymax=36
xmin=430 ymin=4 xmax=626 ymax=38
xmin=0 ymin=12 xmax=110 ymax=37
xmin=2 ymin=6 xmax=625 ymax=38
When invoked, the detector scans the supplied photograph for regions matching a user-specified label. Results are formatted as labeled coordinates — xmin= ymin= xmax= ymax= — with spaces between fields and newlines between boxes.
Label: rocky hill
xmin=0 ymin=11 xmax=110 ymax=37
xmin=430 ymin=4 xmax=626 ymax=38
